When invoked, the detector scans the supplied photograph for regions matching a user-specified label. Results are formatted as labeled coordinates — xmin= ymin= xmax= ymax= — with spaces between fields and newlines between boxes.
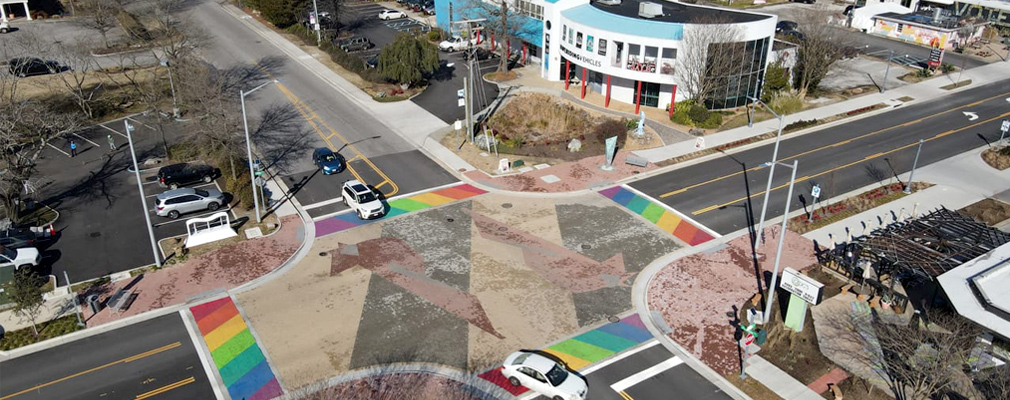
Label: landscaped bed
xmin=982 ymin=145 xmax=1010 ymax=170
xmin=789 ymin=182 xmax=933 ymax=235
xmin=0 ymin=315 xmax=84 ymax=351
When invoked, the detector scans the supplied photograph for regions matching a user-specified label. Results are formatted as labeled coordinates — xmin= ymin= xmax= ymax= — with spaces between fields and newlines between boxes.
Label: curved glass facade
xmin=705 ymin=37 xmax=770 ymax=110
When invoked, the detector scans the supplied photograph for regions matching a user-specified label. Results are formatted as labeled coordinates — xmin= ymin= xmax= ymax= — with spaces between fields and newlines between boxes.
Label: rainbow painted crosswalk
xmin=479 ymin=314 xmax=654 ymax=395
xmin=314 ymin=183 xmax=487 ymax=237
xmin=599 ymin=186 xmax=716 ymax=246
xmin=190 ymin=297 xmax=283 ymax=400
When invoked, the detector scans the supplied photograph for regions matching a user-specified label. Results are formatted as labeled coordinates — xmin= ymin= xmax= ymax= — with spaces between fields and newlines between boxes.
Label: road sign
xmin=457 ymin=89 xmax=465 ymax=107
xmin=811 ymin=184 xmax=821 ymax=199
xmin=694 ymin=137 xmax=705 ymax=149
xmin=1001 ymin=119 xmax=1009 ymax=133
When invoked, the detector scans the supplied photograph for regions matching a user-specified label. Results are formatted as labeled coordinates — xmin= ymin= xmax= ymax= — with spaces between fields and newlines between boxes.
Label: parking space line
xmin=610 ymin=357 xmax=683 ymax=393
xmin=127 ymin=117 xmax=158 ymax=131
xmin=72 ymin=132 xmax=101 ymax=147
xmin=99 ymin=124 xmax=129 ymax=139
xmin=46 ymin=143 xmax=71 ymax=157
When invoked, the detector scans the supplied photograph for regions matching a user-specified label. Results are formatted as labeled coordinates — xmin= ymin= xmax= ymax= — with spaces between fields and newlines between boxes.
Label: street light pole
xmin=904 ymin=139 xmax=923 ymax=194
xmin=748 ymin=96 xmax=785 ymax=249
xmin=763 ymin=160 xmax=798 ymax=325
xmin=312 ymin=0 xmax=321 ymax=45
xmin=882 ymin=49 xmax=894 ymax=93
xmin=240 ymin=80 xmax=278 ymax=224
xmin=126 ymin=120 xmax=162 ymax=268
xmin=160 ymin=61 xmax=179 ymax=118
xmin=64 ymin=271 xmax=85 ymax=327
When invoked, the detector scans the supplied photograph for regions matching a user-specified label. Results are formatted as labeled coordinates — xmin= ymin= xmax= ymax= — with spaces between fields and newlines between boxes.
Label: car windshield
xmin=545 ymin=364 xmax=568 ymax=387
xmin=2 ymin=247 xmax=16 ymax=260
xmin=195 ymin=189 xmax=209 ymax=197
xmin=358 ymin=191 xmax=377 ymax=203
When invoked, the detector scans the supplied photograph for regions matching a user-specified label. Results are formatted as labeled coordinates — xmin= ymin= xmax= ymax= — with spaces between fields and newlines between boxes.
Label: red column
xmin=605 ymin=75 xmax=611 ymax=108
xmin=669 ymin=84 xmax=677 ymax=118
xmin=635 ymin=81 xmax=642 ymax=114
xmin=564 ymin=60 xmax=570 ymax=90
xmin=522 ymin=44 xmax=527 ymax=64
xmin=581 ymin=68 xmax=587 ymax=99
xmin=476 ymin=30 xmax=481 ymax=45
xmin=491 ymin=34 xmax=496 ymax=52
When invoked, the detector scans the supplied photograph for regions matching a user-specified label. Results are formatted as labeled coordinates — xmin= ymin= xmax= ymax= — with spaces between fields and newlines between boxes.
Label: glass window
xmin=576 ymin=32 xmax=583 ymax=49
xmin=660 ymin=48 xmax=676 ymax=75
xmin=627 ymin=44 xmax=641 ymax=70
xmin=644 ymin=46 xmax=658 ymax=73
xmin=703 ymin=37 xmax=770 ymax=109
xmin=562 ymin=25 xmax=567 ymax=42
xmin=612 ymin=41 xmax=623 ymax=67
xmin=598 ymin=39 xmax=607 ymax=56
xmin=586 ymin=35 xmax=594 ymax=53
xmin=568 ymin=28 xmax=574 ymax=44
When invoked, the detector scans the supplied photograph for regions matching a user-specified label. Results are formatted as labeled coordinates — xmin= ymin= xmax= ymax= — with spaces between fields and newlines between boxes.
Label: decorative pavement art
xmin=190 ymin=297 xmax=283 ymax=400
xmin=314 ymin=183 xmax=487 ymax=237
xmin=237 ymin=193 xmax=681 ymax=390
xmin=478 ymin=314 xmax=654 ymax=395
xmin=599 ymin=185 xmax=717 ymax=246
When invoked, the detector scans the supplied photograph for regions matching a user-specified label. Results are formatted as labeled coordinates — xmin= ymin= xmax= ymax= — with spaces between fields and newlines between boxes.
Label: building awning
xmin=938 ymin=243 xmax=1010 ymax=339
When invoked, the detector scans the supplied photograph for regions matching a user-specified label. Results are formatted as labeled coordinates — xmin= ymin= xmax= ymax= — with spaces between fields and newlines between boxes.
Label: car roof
xmin=314 ymin=147 xmax=333 ymax=155
xmin=157 ymin=188 xmax=197 ymax=199
xmin=343 ymin=180 xmax=371 ymax=193
xmin=511 ymin=352 xmax=556 ymax=372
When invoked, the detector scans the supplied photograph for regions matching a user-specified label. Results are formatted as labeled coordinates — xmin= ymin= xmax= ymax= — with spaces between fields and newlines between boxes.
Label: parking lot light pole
xmin=241 ymin=80 xmax=279 ymax=224
xmin=762 ymin=160 xmax=798 ymax=325
xmin=882 ymin=49 xmax=894 ymax=93
xmin=159 ymin=60 xmax=179 ymax=118
xmin=312 ymin=0 xmax=321 ymax=45
xmin=126 ymin=120 xmax=162 ymax=268
xmin=747 ymin=96 xmax=785 ymax=249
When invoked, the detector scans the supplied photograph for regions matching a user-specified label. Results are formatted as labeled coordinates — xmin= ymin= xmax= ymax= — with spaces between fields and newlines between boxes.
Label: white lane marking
xmin=47 ymin=143 xmax=70 ymax=157
xmin=73 ymin=132 xmax=100 ymax=147
xmin=99 ymin=123 xmax=129 ymax=138
xmin=581 ymin=339 xmax=661 ymax=375
xmin=610 ymin=357 xmax=683 ymax=392
xmin=302 ymin=196 xmax=345 ymax=211
xmin=127 ymin=117 xmax=157 ymax=131
xmin=179 ymin=310 xmax=227 ymax=400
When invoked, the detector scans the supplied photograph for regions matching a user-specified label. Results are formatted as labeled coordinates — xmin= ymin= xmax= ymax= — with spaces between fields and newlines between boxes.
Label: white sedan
xmin=378 ymin=9 xmax=406 ymax=20
xmin=502 ymin=351 xmax=588 ymax=400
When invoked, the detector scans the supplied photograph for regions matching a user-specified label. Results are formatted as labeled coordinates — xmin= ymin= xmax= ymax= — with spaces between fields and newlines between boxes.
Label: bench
xmin=625 ymin=155 xmax=649 ymax=167
xmin=108 ymin=289 xmax=135 ymax=314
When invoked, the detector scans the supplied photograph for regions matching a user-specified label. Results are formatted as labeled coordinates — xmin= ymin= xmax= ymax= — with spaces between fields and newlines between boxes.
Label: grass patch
xmin=373 ymin=93 xmax=412 ymax=102
xmin=789 ymin=182 xmax=933 ymax=234
xmin=940 ymin=80 xmax=972 ymax=90
xmin=17 ymin=204 xmax=58 ymax=227
xmin=896 ymin=96 xmax=914 ymax=102
xmin=958 ymin=198 xmax=1010 ymax=226
xmin=0 ymin=315 xmax=84 ymax=350
xmin=70 ymin=276 xmax=111 ymax=294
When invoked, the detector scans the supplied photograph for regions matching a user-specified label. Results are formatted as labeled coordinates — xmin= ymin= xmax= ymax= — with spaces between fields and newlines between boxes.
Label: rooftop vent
xmin=638 ymin=2 xmax=663 ymax=18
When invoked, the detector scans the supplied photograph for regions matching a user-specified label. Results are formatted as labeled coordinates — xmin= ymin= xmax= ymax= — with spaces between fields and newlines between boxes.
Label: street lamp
xmin=125 ymin=120 xmax=162 ymax=268
xmin=747 ymin=96 xmax=786 ymax=249
xmin=881 ymin=49 xmax=894 ymax=93
xmin=159 ymin=60 xmax=179 ymax=118
xmin=762 ymin=159 xmax=799 ymax=325
xmin=240 ymin=80 xmax=279 ymax=224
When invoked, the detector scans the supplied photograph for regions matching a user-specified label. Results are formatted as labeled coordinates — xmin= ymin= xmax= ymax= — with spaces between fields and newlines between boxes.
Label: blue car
xmin=313 ymin=148 xmax=347 ymax=175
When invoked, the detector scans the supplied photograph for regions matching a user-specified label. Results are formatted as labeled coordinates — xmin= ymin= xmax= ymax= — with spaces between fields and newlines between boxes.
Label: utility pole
xmin=126 ymin=120 xmax=162 ymax=268
xmin=881 ymin=49 xmax=894 ymax=93
xmin=763 ymin=160 xmax=799 ymax=325
xmin=463 ymin=76 xmax=472 ymax=142
xmin=64 ymin=271 xmax=85 ymax=327
xmin=904 ymin=139 xmax=923 ymax=194
xmin=312 ymin=0 xmax=322 ymax=45
xmin=747 ymin=96 xmax=785 ymax=249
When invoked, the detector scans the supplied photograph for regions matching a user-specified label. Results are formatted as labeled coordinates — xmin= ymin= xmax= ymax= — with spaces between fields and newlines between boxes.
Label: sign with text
xmin=927 ymin=47 xmax=944 ymax=69
xmin=1001 ymin=119 xmax=1009 ymax=133
xmin=811 ymin=184 xmax=821 ymax=199
xmin=780 ymin=267 xmax=824 ymax=305
xmin=560 ymin=43 xmax=603 ymax=68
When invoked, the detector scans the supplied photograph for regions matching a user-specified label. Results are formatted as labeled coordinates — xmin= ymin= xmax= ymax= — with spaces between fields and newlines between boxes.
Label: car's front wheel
xmin=357 ymin=209 xmax=366 ymax=220
xmin=168 ymin=210 xmax=181 ymax=219
xmin=508 ymin=377 xmax=520 ymax=387
xmin=208 ymin=202 xmax=220 ymax=211
xmin=203 ymin=175 xmax=212 ymax=183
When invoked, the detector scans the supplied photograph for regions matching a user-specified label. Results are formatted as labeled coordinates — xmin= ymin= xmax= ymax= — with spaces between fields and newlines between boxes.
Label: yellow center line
xmin=619 ymin=390 xmax=635 ymax=400
xmin=690 ymin=110 xmax=1010 ymax=216
xmin=134 ymin=377 xmax=196 ymax=400
xmin=0 ymin=342 xmax=183 ymax=400
xmin=659 ymin=90 xmax=1010 ymax=199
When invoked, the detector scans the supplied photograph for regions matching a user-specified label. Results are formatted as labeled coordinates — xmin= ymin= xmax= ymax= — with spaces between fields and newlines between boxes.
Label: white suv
xmin=341 ymin=180 xmax=386 ymax=220
xmin=1 ymin=245 xmax=41 ymax=270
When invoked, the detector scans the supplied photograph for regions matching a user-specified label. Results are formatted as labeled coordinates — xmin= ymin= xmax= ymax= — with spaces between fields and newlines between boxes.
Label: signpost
xmin=694 ymin=137 xmax=705 ymax=149
xmin=780 ymin=267 xmax=824 ymax=332
xmin=1000 ymin=119 xmax=1009 ymax=143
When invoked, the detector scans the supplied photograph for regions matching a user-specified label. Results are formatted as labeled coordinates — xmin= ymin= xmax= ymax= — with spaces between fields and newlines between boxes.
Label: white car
xmin=378 ymin=9 xmax=406 ymax=20
xmin=438 ymin=36 xmax=478 ymax=52
xmin=341 ymin=180 xmax=386 ymax=220
xmin=502 ymin=351 xmax=588 ymax=400
xmin=1 ymin=245 xmax=41 ymax=270
xmin=0 ymin=21 xmax=10 ymax=34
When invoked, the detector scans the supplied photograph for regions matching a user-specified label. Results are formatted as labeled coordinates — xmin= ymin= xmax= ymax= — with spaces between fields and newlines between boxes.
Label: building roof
xmin=874 ymin=11 xmax=963 ymax=30
xmin=589 ymin=0 xmax=769 ymax=24
xmin=938 ymin=242 xmax=1010 ymax=339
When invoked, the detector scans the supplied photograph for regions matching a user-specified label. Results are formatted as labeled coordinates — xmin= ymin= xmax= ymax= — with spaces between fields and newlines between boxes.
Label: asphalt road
xmin=0 ymin=313 xmax=215 ymax=400
xmin=630 ymin=78 xmax=1010 ymax=235
xmin=189 ymin=0 xmax=458 ymax=220
xmin=529 ymin=341 xmax=729 ymax=400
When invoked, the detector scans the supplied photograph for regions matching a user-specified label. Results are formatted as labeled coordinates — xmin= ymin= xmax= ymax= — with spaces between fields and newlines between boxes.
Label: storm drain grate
xmin=501 ymin=203 xmax=513 ymax=209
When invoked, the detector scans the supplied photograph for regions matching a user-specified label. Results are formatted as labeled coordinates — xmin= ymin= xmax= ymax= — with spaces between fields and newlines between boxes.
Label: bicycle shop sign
xmin=560 ymin=44 xmax=603 ymax=68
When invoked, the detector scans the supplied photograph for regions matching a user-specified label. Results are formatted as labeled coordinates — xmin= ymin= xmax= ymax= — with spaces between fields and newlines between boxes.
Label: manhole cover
xmin=608 ymin=315 xmax=620 ymax=323
xmin=447 ymin=218 xmax=454 ymax=222
xmin=501 ymin=203 xmax=513 ymax=208
xmin=319 ymin=252 xmax=328 ymax=256
xmin=581 ymin=244 xmax=592 ymax=250
xmin=498 ymin=227 xmax=507 ymax=232
xmin=89 ymin=232 xmax=101 ymax=238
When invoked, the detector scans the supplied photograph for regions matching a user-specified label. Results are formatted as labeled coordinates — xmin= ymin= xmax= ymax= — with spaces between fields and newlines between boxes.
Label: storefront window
xmin=576 ymin=32 xmax=583 ymax=49
xmin=598 ymin=39 xmax=607 ymax=56
xmin=661 ymin=48 xmax=676 ymax=75
xmin=587 ymin=35 xmax=594 ymax=53
xmin=644 ymin=46 xmax=658 ymax=73
xmin=568 ymin=28 xmax=574 ymax=44
xmin=627 ymin=44 xmax=641 ymax=70
xmin=612 ymin=41 xmax=624 ymax=67
xmin=705 ymin=37 xmax=770 ymax=109
xmin=562 ymin=25 xmax=567 ymax=42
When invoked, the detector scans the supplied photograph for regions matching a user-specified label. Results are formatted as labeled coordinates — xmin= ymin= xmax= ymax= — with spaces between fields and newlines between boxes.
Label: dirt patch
xmin=484 ymin=70 xmax=518 ymax=82
xmin=958 ymin=198 xmax=1010 ymax=226
xmin=300 ymin=372 xmax=495 ymax=400
xmin=981 ymin=145 xmax=1010 ymax=170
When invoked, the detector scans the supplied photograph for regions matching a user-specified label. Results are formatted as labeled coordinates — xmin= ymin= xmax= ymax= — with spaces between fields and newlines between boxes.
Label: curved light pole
xmin=747 ymin=96 xmax=785 ymax=249
xmin=241 ymin=80 xmax=279 ymax=223
xmin=763 ymin=160 xmax=798 ymax=324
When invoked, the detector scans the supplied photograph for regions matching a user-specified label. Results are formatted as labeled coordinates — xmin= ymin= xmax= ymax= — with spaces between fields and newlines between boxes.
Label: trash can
xmin=86 ymin=294 xmax=101 ymax=314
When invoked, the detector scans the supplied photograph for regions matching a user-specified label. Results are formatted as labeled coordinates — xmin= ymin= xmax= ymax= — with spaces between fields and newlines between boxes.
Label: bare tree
xmin=76 ymin=0 xmax=123 ymax=48
xmin=51 ymin=39 xmax=103 ymax=118
xmin=790 ymin=8 xmax=850 ymax=96
xmin=676 ymin=20 xmax=743 ymax=107
xmin=461 ymin=0 xmax=536 ymax=73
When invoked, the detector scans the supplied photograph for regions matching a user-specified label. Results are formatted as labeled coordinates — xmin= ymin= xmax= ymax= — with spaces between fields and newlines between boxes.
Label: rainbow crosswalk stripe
xmin=314 ymin=183 xmax=487 ymax=237
xmin=599 ymin=186 xmax=715 ymax=246
xmin=478 ymin=314 xmax=653 ymax=394
xmin=190 ymin=297 xmax=283 ymax=400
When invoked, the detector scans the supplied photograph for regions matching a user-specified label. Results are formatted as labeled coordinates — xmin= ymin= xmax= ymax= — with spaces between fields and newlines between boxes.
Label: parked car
xmin=0 ymin=245 xmax=41 ymax=271
xmin=439 ymin=36 xmax=477 ymax=52
xmin=0 ymin=21 xmax=10 ymax=34
xmin=337 ymin=36 xmax=372 ymax=52
xmin=780 ymin=29 xmax=806 ymax=43
xmin=422 ymin=4 xmax=436 ymax=15
xmin=157 ymin=163 xmax=219 ymax=189
xmin=501 ymin=351 xmax=588 ymax=400
xmin=775 ymin=20 xmax=798 ymax=33
xmin=365 ymin=53 xmax=380 ymax=69
xmin=341 ymin=180 xmax=385 ymax=220
xmin=378 ymin=9 xmax=406 ymax=20
xmin=155 ymin=188 xmax=227 ymax=219
xmin=8 ymin=57 xmax=60 ymax=77
xmin=312 ymin=148 xmax=347 ymax=175
xmin=596 ymin=0 xmax=622 ymax=5
xmin=0 ymin=228 xmax=37 ymax=249
xmin=843 ymin=5 xmax=861 ymax=16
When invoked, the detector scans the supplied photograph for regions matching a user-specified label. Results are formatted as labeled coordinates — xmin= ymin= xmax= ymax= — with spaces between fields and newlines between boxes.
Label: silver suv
xmin=156 ymin=188 xmax=227 ymax=219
